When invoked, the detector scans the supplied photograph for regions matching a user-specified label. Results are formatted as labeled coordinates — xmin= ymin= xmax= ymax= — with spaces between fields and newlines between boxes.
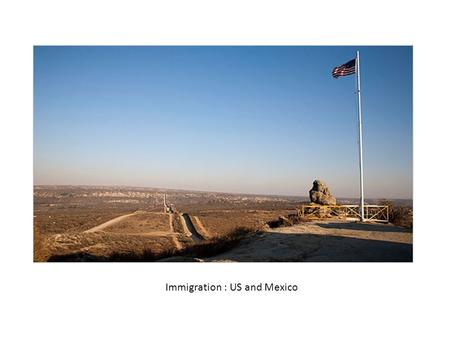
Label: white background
xmin=1 ymin=1 xmax=449 ymax=337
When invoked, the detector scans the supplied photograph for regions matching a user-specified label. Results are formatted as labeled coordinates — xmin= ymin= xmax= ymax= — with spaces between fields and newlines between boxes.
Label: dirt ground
xmin=34 ymin=211 xmax=180 ymax=261
xmin=206 ymin=220 xmax=413 ymax=262
xmin=35 ymin=210 xmax=290 ymax=261
xmin=37 ymin=217 xmax=412 ymax=262
xmin=37 ymin=231 xmax=177 ymax=262
xmin=34 ymin=187 xmax=412 ymax=262
xmin=190 ymin=210 xmax=294 ymax=237
xmin=102 ymin=212 xmax=171 ymax=234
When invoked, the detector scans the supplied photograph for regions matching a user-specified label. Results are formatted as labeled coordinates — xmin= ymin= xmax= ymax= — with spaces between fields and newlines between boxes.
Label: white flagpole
xmin=356 ymin=50 xmax=365 ymax=221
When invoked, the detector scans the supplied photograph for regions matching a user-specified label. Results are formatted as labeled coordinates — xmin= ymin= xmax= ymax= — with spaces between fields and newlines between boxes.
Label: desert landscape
xmin=34 ymin=185 xmax=412 ymax=262
xmin=33 ymin=46 xmax=413 ymax=263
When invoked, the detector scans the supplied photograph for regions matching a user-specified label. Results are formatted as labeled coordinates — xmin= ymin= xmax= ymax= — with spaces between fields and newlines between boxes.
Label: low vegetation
xmin=266 ymin=214 xmax=300 ymax=228
xmin=47 ymin=227 xmax=258 ymax=262
xmin=191 ymin=210 xmax=293 ymax=236
xmin=35 ymin=187 xmax=413 ymax=262
xmin=378 ymin=199 xmax=413 ymax=228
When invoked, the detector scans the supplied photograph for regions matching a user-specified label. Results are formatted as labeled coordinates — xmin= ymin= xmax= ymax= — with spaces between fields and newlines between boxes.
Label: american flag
xmin=332 ymin=58 xmax=356 ymax=78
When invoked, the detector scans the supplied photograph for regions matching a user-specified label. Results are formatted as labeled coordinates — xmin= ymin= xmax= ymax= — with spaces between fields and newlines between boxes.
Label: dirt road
xmin=83 ymin=212 xmax=138 ymax=233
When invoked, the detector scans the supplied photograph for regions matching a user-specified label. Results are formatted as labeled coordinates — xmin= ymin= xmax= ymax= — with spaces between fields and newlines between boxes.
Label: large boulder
xmin=309 ymin=179 xmax=336 ymax=205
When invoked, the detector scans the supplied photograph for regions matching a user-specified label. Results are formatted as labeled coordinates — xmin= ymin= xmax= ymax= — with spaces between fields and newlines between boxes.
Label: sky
xmin=34 ymin=46 xmax=412 ymax=199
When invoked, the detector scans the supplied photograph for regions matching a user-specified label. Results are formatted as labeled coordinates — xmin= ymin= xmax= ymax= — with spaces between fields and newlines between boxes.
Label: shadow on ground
xmin=316 ymin=222 xmax=411 ymax=233
xmin=47 ymin=229 xmax=412 ymax=262
xmin=207 ymin=232 xmax=412 ymax=262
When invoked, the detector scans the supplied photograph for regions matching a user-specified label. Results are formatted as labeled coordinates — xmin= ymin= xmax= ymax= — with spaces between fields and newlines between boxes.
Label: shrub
xmin=378 ymin=199 xmax=413 ymax=228
xmin=47 ymin=226 xmax=257 ymax=262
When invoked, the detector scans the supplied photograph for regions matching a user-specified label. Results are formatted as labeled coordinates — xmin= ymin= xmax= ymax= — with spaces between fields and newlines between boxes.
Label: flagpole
xmin=356 ymin=50 xmax=365 ymax=221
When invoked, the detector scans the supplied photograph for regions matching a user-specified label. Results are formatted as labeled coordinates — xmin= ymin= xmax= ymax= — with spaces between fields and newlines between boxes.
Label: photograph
xmin=33 ymin=46 xmax=413 ymax=262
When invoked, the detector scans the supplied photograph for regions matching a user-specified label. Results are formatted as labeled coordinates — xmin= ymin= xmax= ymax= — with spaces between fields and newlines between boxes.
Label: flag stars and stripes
xmin=332 ymin=58 xmax=356 ymax=78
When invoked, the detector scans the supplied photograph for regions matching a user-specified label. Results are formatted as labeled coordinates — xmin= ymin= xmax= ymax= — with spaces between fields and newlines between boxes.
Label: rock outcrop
xmin=309 ymin=179 xmax=336 ymax=205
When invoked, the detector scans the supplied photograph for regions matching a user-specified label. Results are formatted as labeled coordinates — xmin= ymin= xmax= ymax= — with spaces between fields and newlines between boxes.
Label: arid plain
xmin=34 ymin=185 xmax=412 ymax=262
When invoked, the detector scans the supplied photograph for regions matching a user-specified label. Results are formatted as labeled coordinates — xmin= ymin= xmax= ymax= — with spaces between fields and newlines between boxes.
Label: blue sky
xmin=34 ymin=46 xmax=412 ymax=199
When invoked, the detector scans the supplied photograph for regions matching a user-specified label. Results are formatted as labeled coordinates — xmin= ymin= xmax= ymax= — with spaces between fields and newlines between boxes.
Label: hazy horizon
xmin=34 ymin=46 xmax=413 ymax=199
xmin=33 ymin=183 xmax=412 ymax=201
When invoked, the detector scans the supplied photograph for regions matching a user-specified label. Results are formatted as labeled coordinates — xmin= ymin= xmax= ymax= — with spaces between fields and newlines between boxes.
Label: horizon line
xmin=33 ymin=184 xmax=413 ymax=201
